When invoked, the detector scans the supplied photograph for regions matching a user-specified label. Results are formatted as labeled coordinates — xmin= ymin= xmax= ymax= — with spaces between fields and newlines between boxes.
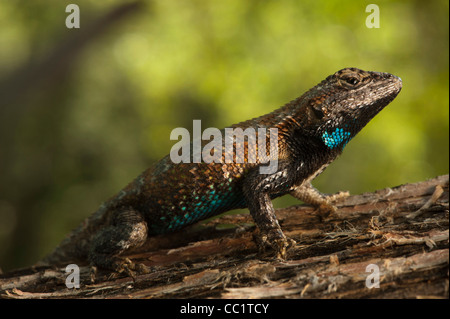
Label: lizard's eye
xmin=339 ymin=74 xmax=364 ymax=89
xmin=343 ymin=76 xmax=359 ymax=86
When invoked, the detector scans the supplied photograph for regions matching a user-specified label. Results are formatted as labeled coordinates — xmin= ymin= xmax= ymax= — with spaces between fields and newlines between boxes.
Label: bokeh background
xmin=0 ymin=0 xmax=448 ymax=271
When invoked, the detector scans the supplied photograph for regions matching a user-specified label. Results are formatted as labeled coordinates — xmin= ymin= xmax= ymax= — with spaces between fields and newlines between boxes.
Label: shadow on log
xmin=1 ymin=175 xmax=448 ymax=299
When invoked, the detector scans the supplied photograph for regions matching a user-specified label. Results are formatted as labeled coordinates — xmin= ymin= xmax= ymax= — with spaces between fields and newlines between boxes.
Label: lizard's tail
xmin=37 ymin=206 xmax=109 ymax=266
xmin=38 ymin=169 xmax=148 ymax=266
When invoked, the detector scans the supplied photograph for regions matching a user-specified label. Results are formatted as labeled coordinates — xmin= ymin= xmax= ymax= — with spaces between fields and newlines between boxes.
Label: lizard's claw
xmin=89 ymin=265 xmax=98 ymax=284
xmin=115 ymin=258 xmax=151 ymax=281
xmin=327 ymin=191 xmax=350 ymax=202
xmin=90 ymin=258 xmax=151 ymax=283
xmin=255 ymin=229 xmax=296 ymax=260
xmin=316 ymin=191 xmax=350 ymax=217
xmin=118 ymin=258 xmax=137 ymax=281
xmin=274 ymin=237 xmax=296 ymax=260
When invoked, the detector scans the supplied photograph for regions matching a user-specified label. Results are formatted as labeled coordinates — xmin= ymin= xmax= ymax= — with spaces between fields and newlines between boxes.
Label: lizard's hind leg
xmin=88 ymin=207 xmax=149 ymax=279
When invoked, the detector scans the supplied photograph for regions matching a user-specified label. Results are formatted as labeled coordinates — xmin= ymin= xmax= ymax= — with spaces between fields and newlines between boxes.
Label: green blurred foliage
xmin=0 ymin=0 xmax=448 ymax=271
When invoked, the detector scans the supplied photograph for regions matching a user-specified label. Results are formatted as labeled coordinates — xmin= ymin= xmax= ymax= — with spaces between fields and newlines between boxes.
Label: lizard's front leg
xmin=242 ymin=166 xmax=296 ymax=259
xmin=290 ymin=182 xmax=349 ymax=215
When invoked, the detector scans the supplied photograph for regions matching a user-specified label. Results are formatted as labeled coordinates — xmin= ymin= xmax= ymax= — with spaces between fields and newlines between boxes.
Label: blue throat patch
xmin=322 ymin=128 xmax=352 ymax=149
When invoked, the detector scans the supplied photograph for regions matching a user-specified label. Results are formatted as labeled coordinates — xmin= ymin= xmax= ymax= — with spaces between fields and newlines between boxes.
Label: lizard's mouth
xmin=376 ymin=74 xmax=402 ymax=108
xmin=377 ymin=72 xmax=402 ymax=97
xmin=358 ymin=72 xmax=402 ymax=115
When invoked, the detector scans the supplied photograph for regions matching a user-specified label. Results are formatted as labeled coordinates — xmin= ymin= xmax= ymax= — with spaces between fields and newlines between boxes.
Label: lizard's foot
xmin=316 ymin=191 xmax=350 ymax=217
xmin=255 ymin=229 xmax=296 ymax=260
xmin=291 ymin=183 xmax=349 ymax=216
xmin=89 ymin=257 xmax=151 ymax=283
xmin=110 ymin=257 xmax=150 ymax=281
xmin=327 ymin=190 xmax=350 ymax=202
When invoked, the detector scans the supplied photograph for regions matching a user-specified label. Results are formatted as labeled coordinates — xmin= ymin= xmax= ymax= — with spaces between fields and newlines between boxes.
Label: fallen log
xmin=1 ymin=175 xmax=448 ymax=299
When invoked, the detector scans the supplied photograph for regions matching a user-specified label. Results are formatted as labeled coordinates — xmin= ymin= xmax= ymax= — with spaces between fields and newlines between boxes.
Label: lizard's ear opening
xmin=311 ymin=105 xmax=325 ymax=120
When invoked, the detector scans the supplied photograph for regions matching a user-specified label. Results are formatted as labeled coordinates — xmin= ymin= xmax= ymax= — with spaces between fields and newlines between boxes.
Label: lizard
xmin=39 ymin=67 xmax=402 ymax=277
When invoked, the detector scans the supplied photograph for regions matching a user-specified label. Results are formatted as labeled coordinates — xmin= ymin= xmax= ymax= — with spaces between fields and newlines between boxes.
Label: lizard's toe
xmin=256 ymin=229 xmax=295 ymax=260
xmin=328 ymin=191 xmax=350 ymax=202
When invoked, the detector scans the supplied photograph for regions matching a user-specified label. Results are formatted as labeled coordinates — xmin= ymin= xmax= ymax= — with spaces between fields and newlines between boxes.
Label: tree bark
xmin=1 ymin=175 xmax=448 ymax=299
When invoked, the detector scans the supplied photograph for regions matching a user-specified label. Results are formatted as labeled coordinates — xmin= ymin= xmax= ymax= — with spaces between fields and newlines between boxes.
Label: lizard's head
xmin=304 ymin=67 xmax=402 ymax=150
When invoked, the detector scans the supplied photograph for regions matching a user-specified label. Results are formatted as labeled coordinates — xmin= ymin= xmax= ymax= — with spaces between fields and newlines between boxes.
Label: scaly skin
xmin=40 ymin=68 xmax=402 ymax=276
